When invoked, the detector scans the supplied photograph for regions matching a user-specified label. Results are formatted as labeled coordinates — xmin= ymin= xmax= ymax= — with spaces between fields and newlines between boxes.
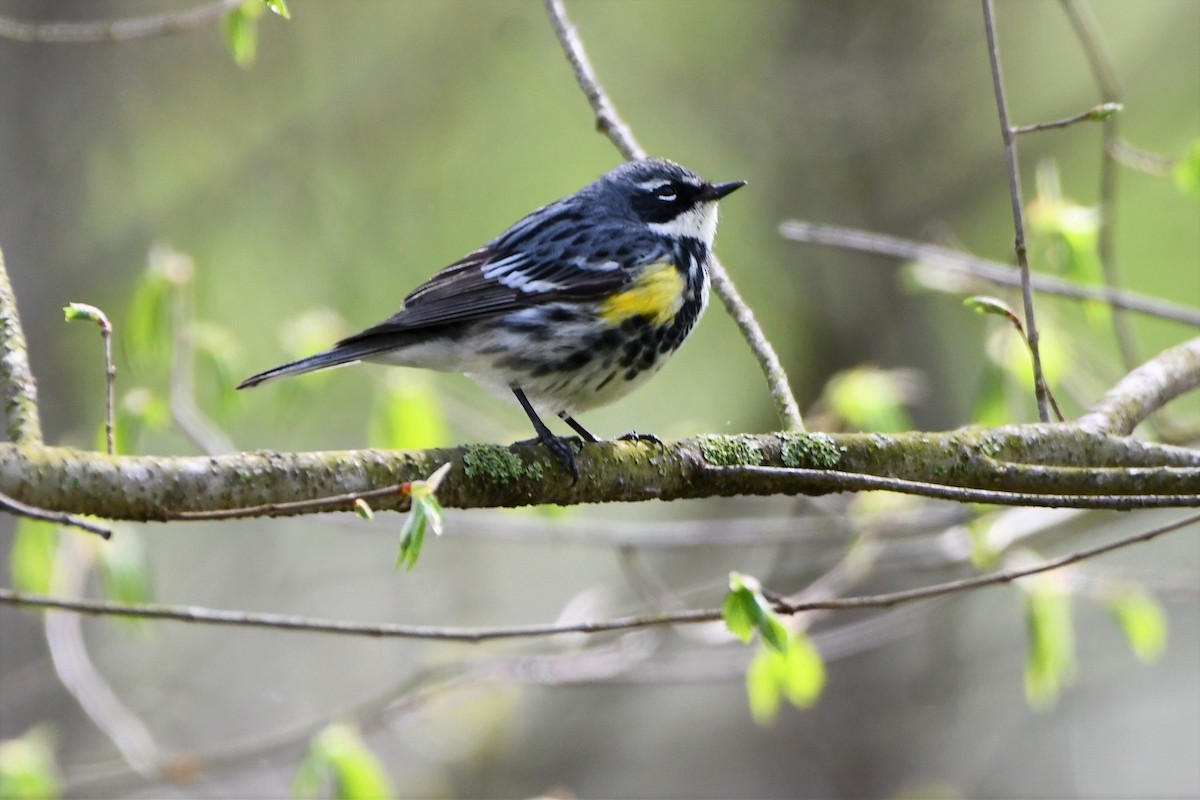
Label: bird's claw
xmin=617 ymin=431 xmax=665 ymax=448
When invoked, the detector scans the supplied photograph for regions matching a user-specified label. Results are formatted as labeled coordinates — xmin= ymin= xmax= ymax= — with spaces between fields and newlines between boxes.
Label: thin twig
xmin=1011 ymin=102 xmax=1121 ymax=135
xmin=982 ymin=0 xmax=1052 ymax=423
xmin=542 ymin=0 xmax=804 ymax=431
xmin=542 ymin=0 xmax=644 ymax=160
xmin=65 ymin=303 xmax=116 ymax=455
xmin=164 ymin=482 xmax=409 ymax=521
xmin=774 ymin=510 xmax=1200 ymax=612
xmin=0 ymin=0 xmax=243 ymax=43
xmin=0 ymin=247 xmax=43 ymax=444
xmin=709 ymin=465 xmax=1200 ymax=510
xmin=1060 ymin=0 xmax=1140 ymax=376
xmin=0 ymin=490 xmax=111 ymax=539
xmin=778 ymin=221 xmax=1200 ymax=328
xmin=708 ymin=257 xmax=805 ymax=430
xmin=4 ymin=511 xmax=1194 ymax=640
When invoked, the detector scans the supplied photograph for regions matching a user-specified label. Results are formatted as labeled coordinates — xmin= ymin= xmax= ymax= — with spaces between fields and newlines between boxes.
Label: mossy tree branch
xmin=1 ymin=421 xmax=1197 ymax=523
xmin=0 ymin=248 xmax=42 ymax=445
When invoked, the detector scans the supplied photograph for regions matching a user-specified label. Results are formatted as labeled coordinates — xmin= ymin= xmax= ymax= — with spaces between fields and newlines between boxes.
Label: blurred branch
xmin=0 ymin=0 xmax=243 ymax=43
xmin=6 ymin=510 xmax=1196 ymax=641
xmin=543 ymin=0 xmax=804 ymax=431
xmin=0 ymin=246 xmax=42 ymax=444
xmin=1078 ymin=335 xmax=1200 ymax=435
xmin=778 ymin=221 xmax=1200 ymax=328
xmin=982 ymin=0 xmax=1052 ymax=422
xmin=66 ymin=632 xmax=661 ymax=796
xmin=1060 ymin=0 xmax=1141 ymax=375
xmin=46 ymin=537 xmax=162 ymax=777
xmin=169 ymin=276 xmax=235 ymax=455
xmin=1108 ymin=139 xmax=1177 ymax=176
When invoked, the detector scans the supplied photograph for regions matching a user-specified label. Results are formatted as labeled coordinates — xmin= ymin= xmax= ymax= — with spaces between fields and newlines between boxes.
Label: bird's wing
xmin=337 ymin=238 xmax=640 ymax=345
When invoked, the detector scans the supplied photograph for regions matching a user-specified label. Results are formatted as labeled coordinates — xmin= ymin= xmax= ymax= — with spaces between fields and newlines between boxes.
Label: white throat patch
xmin=647 ymin=201 xmax=720 ymax=246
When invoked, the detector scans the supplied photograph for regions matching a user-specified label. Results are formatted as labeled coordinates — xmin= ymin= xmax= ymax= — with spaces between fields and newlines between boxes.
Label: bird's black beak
xmin=702 ymin=180 xmax=746 ymax=202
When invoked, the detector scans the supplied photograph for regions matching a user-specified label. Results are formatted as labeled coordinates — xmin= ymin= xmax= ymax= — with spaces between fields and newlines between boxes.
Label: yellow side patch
xmin=599 ymin=263 xmax=685 ymax=327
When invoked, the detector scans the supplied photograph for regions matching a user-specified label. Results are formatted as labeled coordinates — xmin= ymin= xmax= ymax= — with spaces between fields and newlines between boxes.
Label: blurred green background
xmin=1 ymin=1 xmax=1197 ymax=798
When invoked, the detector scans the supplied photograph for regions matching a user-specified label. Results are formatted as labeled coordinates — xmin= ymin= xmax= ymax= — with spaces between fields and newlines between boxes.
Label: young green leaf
xmin=395 ymin=463 xmax=451 ymax=570
xmin=822 ymin=366 xmax=917 ymax=433
xmin=352 ymin=498 xmax=374 ymax=522
xmin=724 ymin=573 xmax=791 ymax=653
xmin=10 ymin=520 xmax=59 ymax=596
xmin=779 ymin=630 xmax=826 ymax=708
xmin=96 ymin=532 xmax=152 ymax=608
xmin=223 ymin=4 xmax=258 ymax=68
xmin=1105 ymin=587 xmax=1167 ymax=663
xmin=124 ymin=248 xmax=189 ymax=375
xmin=745 ymin=631 xmax=827 ymax=723
xmin=367 ymin=373 xmax=448 ymax=451
xmin=722 ymin=584 xmax=758 ymax=644
xmin=264 ymin=0 xmax=291 ymax=19
xmin=1174 ymin=139 xmax=1200 ymax=200
xmin=0 ymin=728 xmax=59 ymax=800
xmin=396 ymin=499 xmax=428 ymax=571
xmin=1085 ymin=101 xmax=1122 ymax=122
xmin=293 ymin=724 xmax=392 ymax=800
xmin=115 ymin=388 xmax=171 ymax=455
xmin=964 ymin=296 xmax=1025 ymax=335
xmin=63 ymin=302 xmax=109 ymax=329
xmin=1023 ymin=581 xmax=1076 ymax=708
xmin=746 ymin=647 xmax=785 ymax=723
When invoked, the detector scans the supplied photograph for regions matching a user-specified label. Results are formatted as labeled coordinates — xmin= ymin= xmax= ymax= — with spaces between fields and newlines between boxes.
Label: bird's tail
xmin=237 ymin=340 xmax=396 ymax=389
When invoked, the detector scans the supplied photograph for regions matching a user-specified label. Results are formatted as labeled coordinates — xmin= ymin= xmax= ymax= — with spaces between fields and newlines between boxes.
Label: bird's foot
xmin=616 ymin=431 xmax=665 ymax=448
xmin=513 ymin=434 xmax=583 ymax=483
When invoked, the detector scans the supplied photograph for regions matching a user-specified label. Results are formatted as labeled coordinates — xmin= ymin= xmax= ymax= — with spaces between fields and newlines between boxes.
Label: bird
xmin=238 ymin=158 xmax=745 ymax=479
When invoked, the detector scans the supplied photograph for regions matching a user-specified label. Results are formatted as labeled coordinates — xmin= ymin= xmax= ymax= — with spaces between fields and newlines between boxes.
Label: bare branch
xmin=5 ymin=511 xmax=1195 ymax=641
xmin=0 ymin=0 xmax=243 ymax=43
xmin=1011 ymin=102 xmax=1121 ymax=135
xmin=542 ymin=0 xmax=645 ymax=160
xmin=1060 ymin=0 xmax=1140 ymax=376
xmin=542 ymin=0 xmax=804 ymax=431
xmin=0 ymin=490 xmax=111 ymax=539
xmin=1078 ymin=335 xmax=1200 ymax=435
xmin=166 ymin=482 xmax=409 ymax=521
xmin=778 ymin=221 xmax=1200 ymax=328
xmin=982 ymin=0 xmax=1052 ymax=422
xmin=0 ymin=247 xmax=42 ymax=444
xmin=707 ymin=256 xmax=805 ymax=430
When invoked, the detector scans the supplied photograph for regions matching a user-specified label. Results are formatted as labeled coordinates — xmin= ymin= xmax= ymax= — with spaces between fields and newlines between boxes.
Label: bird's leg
xmin=512 ymin=387 xmax=581 ymax=481
xmin=557 ymin=413 xmax=601 ymax=443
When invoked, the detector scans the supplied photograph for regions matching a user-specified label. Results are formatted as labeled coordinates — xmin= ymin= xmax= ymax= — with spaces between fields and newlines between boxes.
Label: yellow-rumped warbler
xmin=238 ymin=158 xmax=744 ymax=477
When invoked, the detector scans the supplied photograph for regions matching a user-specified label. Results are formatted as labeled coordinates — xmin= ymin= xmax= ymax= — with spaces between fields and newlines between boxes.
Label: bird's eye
xmin=653 ymin=183 xmax=677 ymax=202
